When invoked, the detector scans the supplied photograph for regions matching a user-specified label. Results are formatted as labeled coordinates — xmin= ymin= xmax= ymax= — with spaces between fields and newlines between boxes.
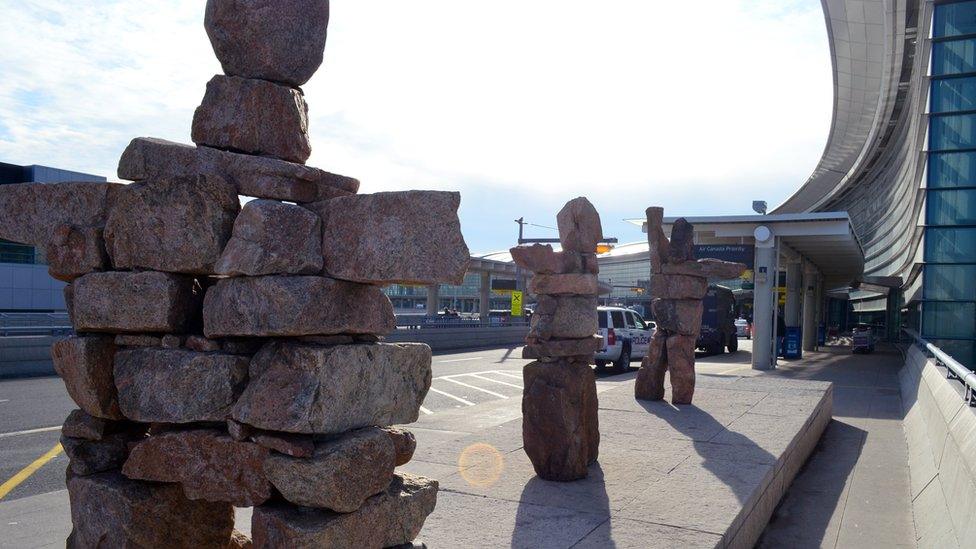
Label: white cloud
xmin=0 ymin=0 xmax=832 ymax=251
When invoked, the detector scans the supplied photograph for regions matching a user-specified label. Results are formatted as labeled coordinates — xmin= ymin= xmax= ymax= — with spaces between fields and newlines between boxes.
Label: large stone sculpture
xmin=1 ymin=1 xmax=470 ymax=546
xmin=510 ymin=197 xmax=602 ymax=481
xmin=635 ymin=207 xmax=746 ymax=404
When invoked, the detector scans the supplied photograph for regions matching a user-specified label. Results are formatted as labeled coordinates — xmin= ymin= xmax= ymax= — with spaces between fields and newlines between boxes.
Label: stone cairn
xmin=634 ymin=207 xmax=745 ymax=405
xmin=0 ymin=1 xmax=472 ymax=547
xmin=509 ymin=197 xmax=603 ymax=481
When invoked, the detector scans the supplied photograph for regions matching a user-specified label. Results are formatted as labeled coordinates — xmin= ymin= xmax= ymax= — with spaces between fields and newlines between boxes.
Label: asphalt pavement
xmin=0 ymin=340 xmax=755 ymax=504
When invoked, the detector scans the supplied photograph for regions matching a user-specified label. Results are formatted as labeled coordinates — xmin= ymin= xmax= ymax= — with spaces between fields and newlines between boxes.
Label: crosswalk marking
xmin=440 ymin=377 xmax=509 ymax=399
xmin=428 ymin=386 xmax=476 ymax=406
xmin=469 ymin=373 xmax=523 ymax=390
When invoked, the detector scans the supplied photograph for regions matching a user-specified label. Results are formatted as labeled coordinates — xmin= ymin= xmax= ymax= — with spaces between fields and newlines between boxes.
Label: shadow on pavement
xmin=637 ymin=399 xmax=776 ymax=505
xmin=509 ymin=462 xmax=613 ymax=549
xmin=757 ymin=421 xmax=867 ymax=548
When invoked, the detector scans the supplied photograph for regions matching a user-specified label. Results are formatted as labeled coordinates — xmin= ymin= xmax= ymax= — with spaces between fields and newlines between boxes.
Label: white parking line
xmin=0 ymin=399 xmax=8 ymax=403
xmin=436 ymin=357 xmax=484 ymax=363
xmin=470 ymin=373 xmax=523 ymax=390
xmin=440 ymin=377 xmax=509 ymax=399
xmin=0 ymin=426 xmax=61 ymax=439
xmin=419 ymin=406 xmax=433 ymax=415
xmin=493 ymin=371 xmax=523 ymax=381
xmin=428 ymin=387 xmax=475 ymax=406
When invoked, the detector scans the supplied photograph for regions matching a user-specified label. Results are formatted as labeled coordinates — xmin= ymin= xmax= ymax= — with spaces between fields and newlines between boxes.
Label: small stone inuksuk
xmin=509 ymin=197 xmax=602 ymax=481
xmin=635 ymin=207 xmax=745 ymax=405
xmin=0 ymin=1 xmax=470 ymax=547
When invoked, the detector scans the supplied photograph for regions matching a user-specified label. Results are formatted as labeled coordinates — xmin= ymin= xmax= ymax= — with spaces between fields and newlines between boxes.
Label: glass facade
xmin=925 ymin=2 xmax=976 ymax=368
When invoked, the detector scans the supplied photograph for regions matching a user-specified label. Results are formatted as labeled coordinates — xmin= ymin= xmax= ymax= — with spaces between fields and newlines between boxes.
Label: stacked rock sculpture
xmin=634 ymin=206 xmax=746 ymax=404
xmin=0 ymin=1 xmax=471 ymax=547
xmin=509 ymin=197 xmax=603 ymax=481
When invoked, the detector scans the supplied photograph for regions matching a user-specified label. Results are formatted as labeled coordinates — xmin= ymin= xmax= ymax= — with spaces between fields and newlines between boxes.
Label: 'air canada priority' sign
xmin=694 ymin=244 xmax=754 ymax=269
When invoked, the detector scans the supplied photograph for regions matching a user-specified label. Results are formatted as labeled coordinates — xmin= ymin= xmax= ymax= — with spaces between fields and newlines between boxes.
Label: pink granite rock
xmin=667 ymin=334 xmax=698 ymax=405
xmin=382 ymin=427 xmax=417 ymax=467
xmin=71 ymin=271 xmax=200 ymax=333
xmin=646 ymin=206 xmax=669 ymax=274
xmin=0 ymin=181 xmax=121 ymax=247
xmin=556 ymin=197 xmax=603 ymax=253
xmin=528 ymin=295 xmax=598 ymax=340
xmin=232 ymin=342 xmax=431 ymax=435
xmin=192 ymin=75 xmax=310 ymax=164
xmin=251 ymin=474 xmax=438 ymax=549
xmin=305 ymin=191 xmax=469 ymax=285
xmin=522 ymin=335 xmax=603 ymax=359
xmin=113 ymin=334 xmax=162 ymax=348
xmin=510 ymin=244 xmax=596 ymax=275
xmin=528 ymin=274 xmax=599 ymax=295
xmin=114 ymin=348 xmax=249 ymax=423
xmin=204 ymin=0 xmax=330 ymax=88
xmin=215 ymin=199 xmax=322 ymax=276
xmin=651 ymin=298 xmax=704 ymax=336
xmin=52 ymin=336 xmax=123 ymax=420
xmin=186 ymin=335 xmax=221 ymax=352
xmin=103 ymin=174 xmax=239 ymax=274
xmin=264 ymin=428 xmax=395 ymax=512
xmin=118 ymin=137 xmax=357 ymax=201
xmin=634 ymin=331 xmax=668 ymax=401
xmin=66 ymin=471 xmax=235 ymax=549
xmin=123 ymin=428 xmax=272 ymax=506
xmin=62 ymin=433 xmax=136 ymax=476
xmin=203 ymin=276 xmax=395 ymax=338
xmin=666 ymin=218 xmax=695 ymax=263
xmin=62 ymin=410 xmax=112 ymax=441
xmin=661 ymin=258 xmax=748 ymax=280
xmin=522 ymin=360 xmax=599 ymax=481
xmin=251 ymin=431 xmax=314 ymax=458
xmin=650 ymin=274 xmax=709 ymax=300
xmin=46 ymin=225 xmax=108 ymax=282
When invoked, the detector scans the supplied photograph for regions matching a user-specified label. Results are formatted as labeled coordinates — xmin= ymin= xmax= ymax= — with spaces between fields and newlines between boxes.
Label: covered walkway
xmin=757 ymin=344 xmax=916 ymax=548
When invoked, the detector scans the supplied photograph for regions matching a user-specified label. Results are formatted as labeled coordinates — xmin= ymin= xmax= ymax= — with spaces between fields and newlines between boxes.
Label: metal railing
xmin=395 ymin=314 xmax=531 ymax=329
xmin=903 ymin=328 xmax=976 ymax=407
xmin=0 ymin=312 xmax=73 ymax=337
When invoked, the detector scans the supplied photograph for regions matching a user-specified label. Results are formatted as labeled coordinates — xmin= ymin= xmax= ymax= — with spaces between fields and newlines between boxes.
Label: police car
xmin=594 ymin=306 xmax=655 ymax=373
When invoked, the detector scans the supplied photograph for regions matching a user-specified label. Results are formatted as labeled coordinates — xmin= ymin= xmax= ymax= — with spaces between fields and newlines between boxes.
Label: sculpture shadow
xmin=509 ymin=462 xmax=614 ymax=549
xmin=636 ymin=398 xmax=776 ymax=506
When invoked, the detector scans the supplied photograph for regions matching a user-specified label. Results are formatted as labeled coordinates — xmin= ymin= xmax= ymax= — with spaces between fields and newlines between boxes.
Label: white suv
xmin=594 ymin=306 xmax=655 ymax=373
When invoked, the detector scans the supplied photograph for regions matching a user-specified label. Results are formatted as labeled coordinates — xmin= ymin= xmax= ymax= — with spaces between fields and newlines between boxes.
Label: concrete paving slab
xmin=421 ymin=490 xmax=608 ymax=549
xmin=573 ymin=516 xmax=723 ymax=548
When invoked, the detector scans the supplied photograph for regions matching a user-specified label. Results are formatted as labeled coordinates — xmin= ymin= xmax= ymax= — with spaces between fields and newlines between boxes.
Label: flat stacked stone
xmin=0 ymin=1 xmax=471 ymax=545
xmin=634 ymin=207 xmax=747 ymax=405
xmin=510 ymin=197 xmax=603 ymax=481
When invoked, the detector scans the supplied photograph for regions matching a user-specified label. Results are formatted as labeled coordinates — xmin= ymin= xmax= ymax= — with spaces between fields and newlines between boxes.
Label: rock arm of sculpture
xmin=1 ymin=1 xmax=467 ymax=546
xmin=510 ymin=197 xmax=601 ymax=481
xmin=635 ymin=206 xmax=746 ymax=405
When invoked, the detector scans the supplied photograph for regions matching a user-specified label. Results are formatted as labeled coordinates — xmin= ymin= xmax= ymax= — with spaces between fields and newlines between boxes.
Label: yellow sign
xmin=511 ymin=291 xmax=523 ymax=317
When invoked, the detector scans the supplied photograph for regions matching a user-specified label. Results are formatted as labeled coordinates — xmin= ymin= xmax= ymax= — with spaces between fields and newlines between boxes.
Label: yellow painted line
xmin=0 ymin=442 xmax=63 ymax=500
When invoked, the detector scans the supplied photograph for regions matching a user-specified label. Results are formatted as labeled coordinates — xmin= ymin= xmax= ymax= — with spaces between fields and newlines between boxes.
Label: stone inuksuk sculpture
xmin=509 ymin=197 xmax=602 ymax=481
xmin=0 ymin=1 xmax=471 ymax=547
xmin=635 ymin=206 xmax=745 ymax=405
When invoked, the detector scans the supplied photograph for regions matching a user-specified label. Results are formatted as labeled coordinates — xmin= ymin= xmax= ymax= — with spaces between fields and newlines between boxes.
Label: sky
xmin=0 ymin=0 xmax=833 ymax=254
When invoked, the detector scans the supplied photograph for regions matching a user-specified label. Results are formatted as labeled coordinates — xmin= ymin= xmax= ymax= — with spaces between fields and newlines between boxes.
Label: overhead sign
xmin=491 ymin=279 xmax=517 ymax=292
xmin=511 ymin=291 xmax=523 ymax=317
xmin=694 ymin=244 xmax=754 ymax=270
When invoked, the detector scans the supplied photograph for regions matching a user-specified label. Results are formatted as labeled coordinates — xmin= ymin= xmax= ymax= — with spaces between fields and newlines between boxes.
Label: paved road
xmin=0 ymin=340 xmax=754 ymax=503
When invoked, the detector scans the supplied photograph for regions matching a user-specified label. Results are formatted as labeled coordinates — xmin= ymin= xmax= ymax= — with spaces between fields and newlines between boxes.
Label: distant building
xmin=0 ymin=162 xmax=106 ymax=313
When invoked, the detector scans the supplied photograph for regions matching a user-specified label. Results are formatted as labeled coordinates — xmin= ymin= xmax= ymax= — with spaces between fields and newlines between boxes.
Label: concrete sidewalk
xmin=405 ymin=373 xmax=831 ymax=548
xmin=758 ymin=345 xmax=917 ymax=548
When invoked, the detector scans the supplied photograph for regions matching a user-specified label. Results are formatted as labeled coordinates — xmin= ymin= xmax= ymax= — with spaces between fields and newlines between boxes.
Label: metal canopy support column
xmin=479 ymin=271 xmax=491 ymax=319
xmin=785 ymin=260 xmax=802 ymax=328
xmin=426 ymin=284 xmax=440 ymax=315
xmin=752 ymin=226 xmax=777 ymax=370
xmin=802 ymin=262 xmax=819 ymax=351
